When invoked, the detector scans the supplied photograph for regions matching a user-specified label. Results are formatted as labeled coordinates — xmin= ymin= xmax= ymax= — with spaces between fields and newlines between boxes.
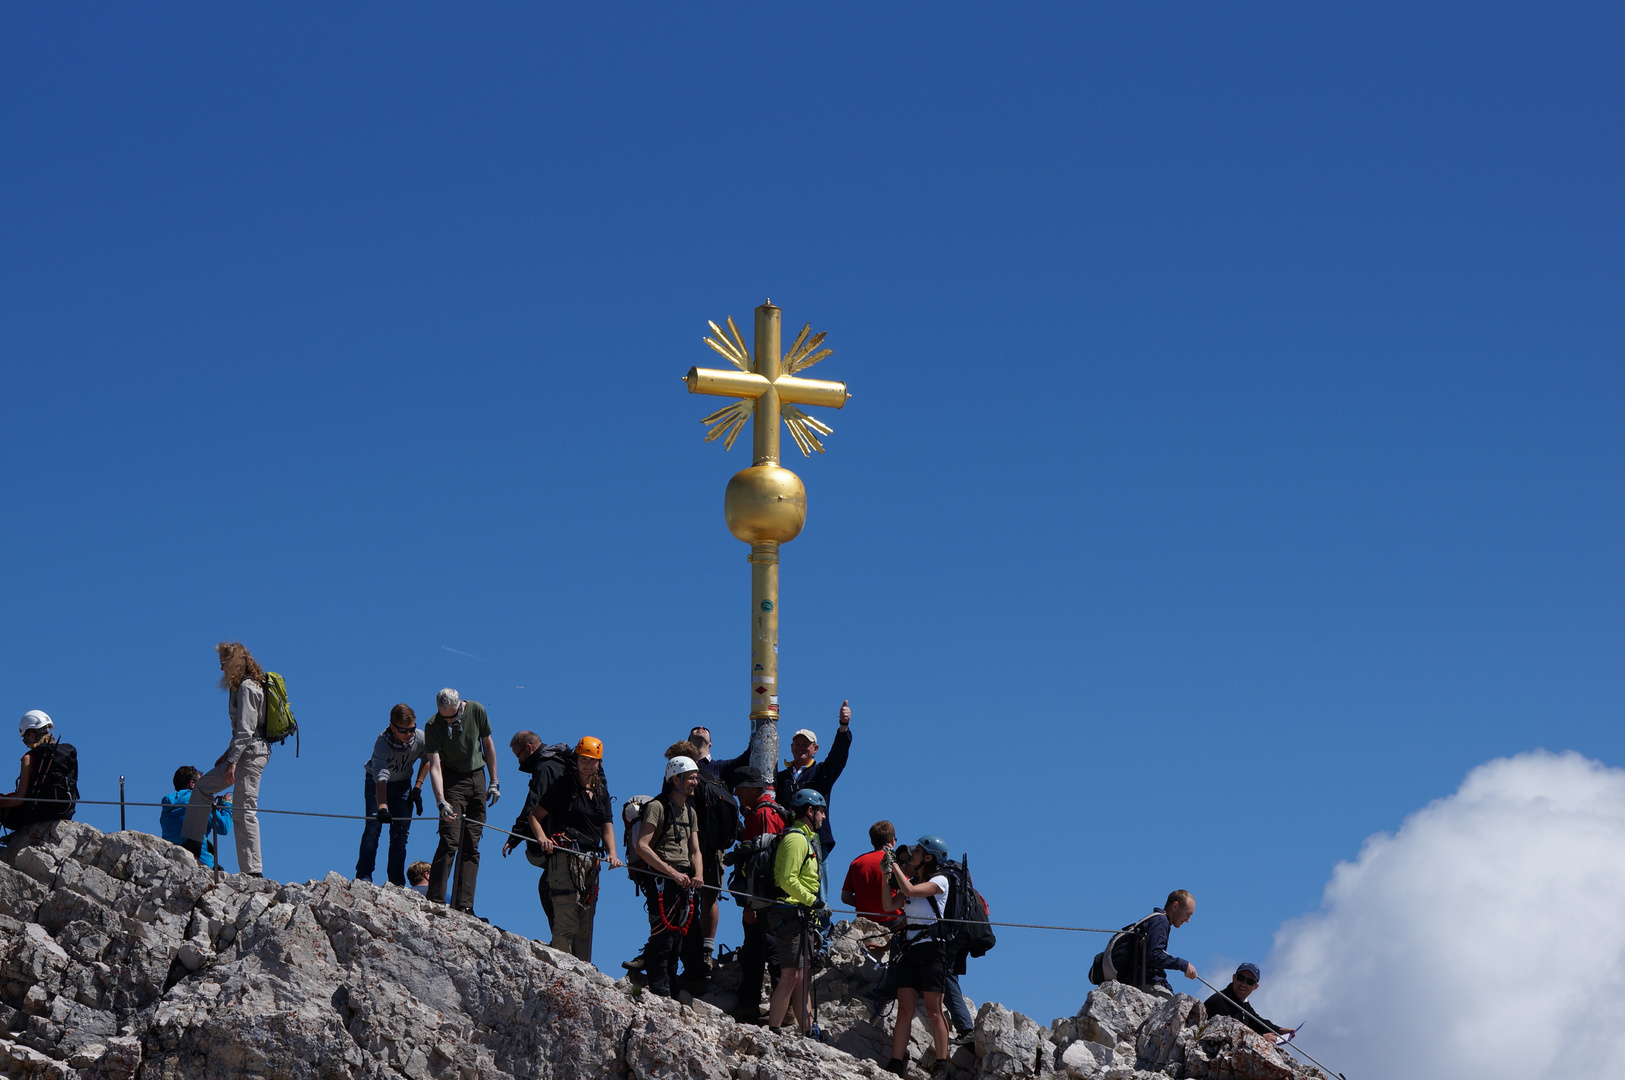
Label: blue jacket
xmin=159 ymin=790 xmax=231 ymax=869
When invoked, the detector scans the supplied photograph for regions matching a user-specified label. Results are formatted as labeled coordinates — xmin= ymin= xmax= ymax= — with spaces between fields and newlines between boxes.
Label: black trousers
xmin=639 ymin=873 xmax=697 ymax=998
xmin=735 ymin=910 xmax=781 ymax=1018
xmin=429 ymin=768 xmax=486 ymax=912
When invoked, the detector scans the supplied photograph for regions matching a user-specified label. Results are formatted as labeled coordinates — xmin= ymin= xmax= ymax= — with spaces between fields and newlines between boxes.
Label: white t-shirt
xmin=902 ymin=874 xmax=950 ymax=941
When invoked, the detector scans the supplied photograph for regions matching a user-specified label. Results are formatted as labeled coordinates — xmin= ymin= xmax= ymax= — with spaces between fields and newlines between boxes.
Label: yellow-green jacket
xmin=774 ymin=820 xmax=822 ymax=908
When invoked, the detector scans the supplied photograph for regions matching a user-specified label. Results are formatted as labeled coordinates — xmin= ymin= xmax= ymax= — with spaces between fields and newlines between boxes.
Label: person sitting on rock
xmin=1145 ymin=890 xmax=1199 ymax=996
xmin=880 ymin=835 xmax=953 ymax=1076
xmin=767 ymin=788 xmax=826 ymax=1036
xmin=1204 ymin=963 xmax=1294 ymax=1039
xmin=160 ymin=766 xmax=231 ymax=868
xmin=632 ymin=755 xmax=705 ymax=998
xmin=0 ymin=711 xmax=78 ymax=832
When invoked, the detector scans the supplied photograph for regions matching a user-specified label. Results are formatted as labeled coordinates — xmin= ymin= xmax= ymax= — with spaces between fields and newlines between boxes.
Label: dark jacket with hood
xmin=773 ymin=724 xmax=851 ymax=857
xmin=510 ymin=746 xmax=613 ymax=856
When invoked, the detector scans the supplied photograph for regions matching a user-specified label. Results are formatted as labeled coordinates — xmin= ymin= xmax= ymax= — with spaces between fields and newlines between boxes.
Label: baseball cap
xmin=791 ymin=728 xmax=818 ymax=744
xmin=1235 ymin=963 xmax=1261 ymax=980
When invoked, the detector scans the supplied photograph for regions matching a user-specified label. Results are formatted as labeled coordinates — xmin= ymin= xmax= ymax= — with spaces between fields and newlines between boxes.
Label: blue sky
xmin=2 ymin=4 xmax=1620 ymax=1034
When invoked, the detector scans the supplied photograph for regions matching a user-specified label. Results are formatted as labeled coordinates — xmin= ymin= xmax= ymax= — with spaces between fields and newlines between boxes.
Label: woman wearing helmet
xmin=632 ymin=754 xmax=705 ymax=997
xmin=503 ymin=735 xmax=620 ymax=963
xmin=880 ymin=835 xmax=953 ymax=1076
xmin=0 ymin=711 xmax=79 ymax=832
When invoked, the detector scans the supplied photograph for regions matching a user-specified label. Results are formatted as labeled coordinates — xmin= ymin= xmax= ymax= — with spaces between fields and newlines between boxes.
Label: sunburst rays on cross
xmin=695 ymin=316 xmax=840 ymax=455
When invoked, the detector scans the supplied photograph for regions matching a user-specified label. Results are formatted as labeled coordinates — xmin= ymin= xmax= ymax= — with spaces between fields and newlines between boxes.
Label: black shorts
xmin=893 ymin=936 xmax=948 ymax=994
xmin=771 ymin=907 xmax=815 ymax=967
xmin=702 ymin=849 xmax=724 ymax=890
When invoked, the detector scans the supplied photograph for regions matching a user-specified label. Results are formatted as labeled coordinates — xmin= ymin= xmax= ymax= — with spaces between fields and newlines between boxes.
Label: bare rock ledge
xmin=0 ymin=821 xmax=1323 ymax=1080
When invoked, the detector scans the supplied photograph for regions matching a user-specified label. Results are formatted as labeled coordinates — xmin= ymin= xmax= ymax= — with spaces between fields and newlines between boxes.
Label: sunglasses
xmin=1236 ymin=975 xmax=1258 ymax=986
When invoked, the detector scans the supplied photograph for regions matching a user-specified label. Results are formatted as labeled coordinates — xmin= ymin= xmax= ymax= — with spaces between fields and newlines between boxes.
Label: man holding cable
xmin=423 ymin=688 xmax=500 ymax=915
xmin=766 ymin=788 xmax=827 ymax=1036
xmin=356 ymin=703 xmax=434 ymax=886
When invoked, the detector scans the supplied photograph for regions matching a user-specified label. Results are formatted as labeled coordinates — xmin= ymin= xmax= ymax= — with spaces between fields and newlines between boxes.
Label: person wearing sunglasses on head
xmin=355 ymin=703 xmax=435 ymax=886
xmin=1204 ymin=963 xmax=1296 ymax=1040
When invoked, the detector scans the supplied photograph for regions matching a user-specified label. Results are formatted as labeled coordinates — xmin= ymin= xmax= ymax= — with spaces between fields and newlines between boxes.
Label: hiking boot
xmin=621 ymin=949 xmax=646 ymax=972
xmin=884 ymin=1060 xmax=907 ymax=1076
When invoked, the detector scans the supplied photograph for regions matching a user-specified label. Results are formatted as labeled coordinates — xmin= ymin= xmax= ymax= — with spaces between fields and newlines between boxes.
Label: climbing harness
xmin=549 ymin=832 xmax=600 ymax=911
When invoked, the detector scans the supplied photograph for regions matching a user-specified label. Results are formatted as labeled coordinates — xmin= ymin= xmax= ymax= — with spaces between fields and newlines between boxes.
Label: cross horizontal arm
xmin=685 ymin=367 xmax=770 ymax=400
xmin=774 ymin=375 xmax=850 ymax=410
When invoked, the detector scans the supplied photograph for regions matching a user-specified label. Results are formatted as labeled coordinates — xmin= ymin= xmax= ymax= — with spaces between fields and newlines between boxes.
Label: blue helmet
xmin=916 ymin=835 xmax=949 ymax=863
xmin=790 ymin=788 xmax=827 ymax=810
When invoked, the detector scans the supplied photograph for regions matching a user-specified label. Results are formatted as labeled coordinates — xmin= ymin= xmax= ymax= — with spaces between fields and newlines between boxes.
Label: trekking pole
xmin=118 ymin=776 xmax=125 ymax=832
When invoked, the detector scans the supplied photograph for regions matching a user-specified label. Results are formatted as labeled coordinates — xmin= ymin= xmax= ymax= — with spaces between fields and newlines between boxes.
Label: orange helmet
xmin=575 ymin=736 xmax=604 ymax=760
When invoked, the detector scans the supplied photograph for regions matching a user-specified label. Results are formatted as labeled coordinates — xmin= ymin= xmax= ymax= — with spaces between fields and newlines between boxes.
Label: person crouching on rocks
xmin=880 ymin=835 xmax=953 ymax=1077
xmin=0 ymin=711 xmax=79 ymax=832
xmin=161 ymin=766 xmax=230 ymax=868
xmin=632 ymin=755 xmax=704 ymax=997
xmin=767 ymin=788 xmax=827 ymax=1036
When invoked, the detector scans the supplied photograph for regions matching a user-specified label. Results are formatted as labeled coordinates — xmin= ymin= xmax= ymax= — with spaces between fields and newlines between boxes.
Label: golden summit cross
xmin=681 ymin=299 xmax=851 ymax=777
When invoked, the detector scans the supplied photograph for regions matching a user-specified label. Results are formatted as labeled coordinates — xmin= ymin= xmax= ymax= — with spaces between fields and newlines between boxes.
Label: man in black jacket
xmin=1204 ymin=963 xmax=1294 ymax=1039
xmin=775 ymin=701 xmax=852 ymax=906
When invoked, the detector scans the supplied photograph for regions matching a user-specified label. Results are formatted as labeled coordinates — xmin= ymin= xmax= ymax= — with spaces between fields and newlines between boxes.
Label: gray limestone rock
xmin=1076 ymin=983 xmax=1158 ymax=1049
xmin=1179 ymin=1016 xmax=1321 ymax=1080
xmin=1133 ymin=994 xmax=1200 ymax=1071
xmin=0 ymin=821 xmax=1325 ymax=1080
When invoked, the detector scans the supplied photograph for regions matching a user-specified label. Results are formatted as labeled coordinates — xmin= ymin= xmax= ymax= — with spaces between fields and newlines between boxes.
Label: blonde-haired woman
xmin=182 ymin=642 xmax=271 ymax=876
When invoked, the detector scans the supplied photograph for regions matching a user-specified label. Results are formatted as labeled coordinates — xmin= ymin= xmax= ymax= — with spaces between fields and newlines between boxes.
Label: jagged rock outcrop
xmin=0 ymin=822 xmax=1322 ymax=1080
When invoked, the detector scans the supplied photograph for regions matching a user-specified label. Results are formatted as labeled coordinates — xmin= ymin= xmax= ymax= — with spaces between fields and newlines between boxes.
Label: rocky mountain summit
xmin=0 ymin=821 xmax=1324 ymax=1080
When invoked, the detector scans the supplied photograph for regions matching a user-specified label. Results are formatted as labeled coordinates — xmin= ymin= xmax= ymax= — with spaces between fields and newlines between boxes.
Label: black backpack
xmin=1 ymin=742 xmax=78 ymax=831
xmin=1088 ymin=912 xmax=1158 ymax=987
xmin=930 ymin=855 xmax=997 ymax=960
xmin=692 ymin=771 xmax=741 ymax=850
xmin=725 ymin=829 xmax=786 ymax=910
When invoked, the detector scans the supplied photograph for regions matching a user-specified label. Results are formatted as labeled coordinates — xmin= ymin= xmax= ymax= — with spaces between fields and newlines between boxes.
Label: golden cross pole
xmin=681 ymin=299 xmax=851 ymax=778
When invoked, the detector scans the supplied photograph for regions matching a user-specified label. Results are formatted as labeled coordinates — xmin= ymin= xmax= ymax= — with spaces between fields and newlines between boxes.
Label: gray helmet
xmin=790 ymin=788 xmax=827 ymax=810
xmin=916 ymin=835 xmax=949 ymax=863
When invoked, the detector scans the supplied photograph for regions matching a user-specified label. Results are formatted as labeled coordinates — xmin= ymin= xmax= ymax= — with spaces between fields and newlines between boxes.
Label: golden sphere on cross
xmin=724 ymin=463 xmax=806 ymax=543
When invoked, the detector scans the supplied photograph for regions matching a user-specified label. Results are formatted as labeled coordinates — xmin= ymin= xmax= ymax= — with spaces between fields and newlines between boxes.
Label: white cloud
xmin=1265 ymin=750 xmax=1625 ymax=1080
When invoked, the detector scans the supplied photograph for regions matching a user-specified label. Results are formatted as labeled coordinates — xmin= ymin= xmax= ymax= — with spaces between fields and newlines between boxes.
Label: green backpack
xmin=260 ymin=672 xmax=299 ymax=755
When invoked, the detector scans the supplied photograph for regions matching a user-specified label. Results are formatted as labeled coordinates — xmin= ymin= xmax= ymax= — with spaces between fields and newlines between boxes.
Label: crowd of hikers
xmin=1 ymin=641 xmax=1297 ymax=1078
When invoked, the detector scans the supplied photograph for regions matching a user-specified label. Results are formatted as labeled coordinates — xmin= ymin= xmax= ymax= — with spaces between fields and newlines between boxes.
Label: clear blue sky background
xmin=2 ymin=4 xmax=1620 ymax=1028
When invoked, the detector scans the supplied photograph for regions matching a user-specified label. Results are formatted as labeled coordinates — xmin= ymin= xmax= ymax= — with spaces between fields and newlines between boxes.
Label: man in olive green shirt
xmin=424 ymin=687 xmax=500 ymax=913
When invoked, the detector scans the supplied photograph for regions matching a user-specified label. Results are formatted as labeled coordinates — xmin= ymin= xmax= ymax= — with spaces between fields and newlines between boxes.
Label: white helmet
xmin=19 ymin=710 xmax=53 ymax=736
xmin=665 ymin=755 xmax=699 ymax=782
